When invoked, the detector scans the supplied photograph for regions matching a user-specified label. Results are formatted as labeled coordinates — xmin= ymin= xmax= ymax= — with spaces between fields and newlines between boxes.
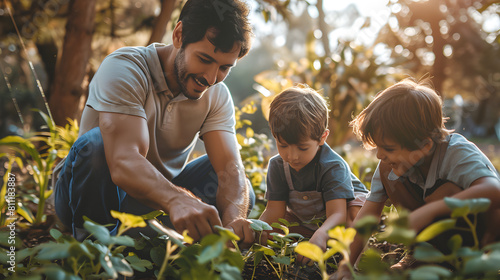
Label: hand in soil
xmin=329 ymin=261 xmax=352 ymax=280
xmin=168 ymin=196 xmax=222 ymax=242
xmin=226 ymin=218 xmax=256 ymax=248
xmin=297 ymin=229 xmax=328 ymax=264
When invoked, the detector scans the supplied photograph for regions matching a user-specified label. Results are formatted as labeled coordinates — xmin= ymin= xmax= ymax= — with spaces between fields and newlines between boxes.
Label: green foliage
xmin=1 ymin=211 xmax=151 ymax=279
xmin=0 ymin=112 xmax=79 ymax=225
xmin=377 ymin=209 xmax=416 ymax=247
xmin=356 ymin=197 xmax=500 ymax=279
xmin=235 ymin=103 xmax=273 ymax=218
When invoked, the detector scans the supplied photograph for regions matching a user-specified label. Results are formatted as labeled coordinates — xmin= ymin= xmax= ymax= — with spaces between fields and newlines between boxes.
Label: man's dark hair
xmin=178 ymin=0 xmax=253 ymax=58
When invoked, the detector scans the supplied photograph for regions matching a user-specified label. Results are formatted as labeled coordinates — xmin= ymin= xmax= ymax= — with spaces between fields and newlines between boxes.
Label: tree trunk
xmin=147 ymin=0 xmax=178 ymax=45
xmin=36 ymin=36 xmax=58 ymax=100
xmin=316 ymin=0 xmax=331 ymax=57
xmin=48 ymin=0 xmax=96 ymax=126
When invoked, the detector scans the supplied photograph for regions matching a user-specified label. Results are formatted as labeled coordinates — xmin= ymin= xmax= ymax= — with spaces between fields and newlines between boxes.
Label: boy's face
xmin=276 ymin=131 xmax=328 ymax=172
xmin=374 ymin=136 xmax=432 ymax=177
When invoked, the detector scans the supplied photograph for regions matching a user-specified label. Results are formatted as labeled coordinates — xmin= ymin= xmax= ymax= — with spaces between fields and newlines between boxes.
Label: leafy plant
xmin=351 ymin=197 xmax=500 ymax=279
xmin=245 ymin=218 xmax=304 ymax=279
xmin=0 ymin=112 xmax=78 ymax=225
xmin=296 ymin=226 xmax=357 ymax=280
xmin=0 ymin=211 xmax=152 ymax=279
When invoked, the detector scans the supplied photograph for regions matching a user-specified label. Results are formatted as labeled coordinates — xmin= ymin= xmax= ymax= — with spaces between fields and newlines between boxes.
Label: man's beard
xmin=173 ymin=48 xmax=210 ymax=100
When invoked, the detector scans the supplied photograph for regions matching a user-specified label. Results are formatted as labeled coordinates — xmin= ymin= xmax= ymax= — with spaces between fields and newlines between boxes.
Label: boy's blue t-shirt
xmin=265 ymin=143 xmax=368 ymax=202
xmin=368 ymin=133 xmax=500 ymax=203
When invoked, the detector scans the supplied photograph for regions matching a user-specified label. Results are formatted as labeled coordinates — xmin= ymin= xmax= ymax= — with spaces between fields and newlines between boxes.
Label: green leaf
xmin=68 ymin=242 xmax=94 ymax=260
xmin=17 ymin=201 xmax=35 ymax=224
xmin=141 ymin=210 xmax=165 ymax=220
xmin=150 ymin=246 xmax=166 ymax=265
xmin=358 ymin=248 xmax=389 ymax=273
xmin=198 ymin=241 xmax=224 ymax=264
xmin=295 ymin=242 xmax=323 ymax=263
xmin=100 ymin=254 xmax=118 ymax=279
xmin=0 ymin=231 xmax=24 ymax=248
xmin=409 ymin=265 xmax=452 ymax=280
xmin=277 ymin=218 xmax=290 ymax=227
xmin=416 ymin=219 xmax=456 ymax=242
xmin=447 ymin=234 xmax=463 ymax=253
xmin=222 ymin=249 xmax=245 ymax=270
xmin=354 ymin=215 xmax=379 ymax=237
xmin=272 ymin=255 xmax=291 ymax=265
xmin=17 ymin=247 xmax=40 ymax=262
xmin=50 ymin=229 xmax=63 ymax=241
xmin=110 ymin=235 xmax=135 ymax=247
xmin=414 ymin=243 xmax=447 ymax=262
xmin=267 ymin=239 xmax=281 ymax=249
xmin=378 ymin=225 xmax=415 ymax=246
xmin=83 ymin=220 xmax=111 ymax=244
xmin=456 ymin=247 xmax=482 ymax=258
xmin=463 ymin=251 xmax=500 ymax=276
xmin=254 ymin=251 xmax=264 ymax=266
xmin=215 ymin=263 xmax=243 ymax=280
xmin=444 ymin=197 xmax=491 ymax=217
xmin=36 ymin=242 xmax=71 ymax=260
xmin=125 ymin=254 xmax=153 ymax=272
xmin=110 ymin=255 xmax=134 ymax=277
xmin=214 ymin=225 xmax=240 ymax=241
xmin=284 ymin=233 xmax=304 ymax=240
xmin=39 ymin=265 xmax=81 ymax=280
xmin=249 ymin=219 xmax=272 ymax=231
xmin=251 ymin=244 xmax=275 ymax=256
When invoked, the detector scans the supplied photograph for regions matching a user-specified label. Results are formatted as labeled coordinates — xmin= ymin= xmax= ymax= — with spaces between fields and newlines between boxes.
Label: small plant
xmin=244 ymin=218 xmax=304 ymax=279
xmin=296 ymin=226 xmax=356 ymax=280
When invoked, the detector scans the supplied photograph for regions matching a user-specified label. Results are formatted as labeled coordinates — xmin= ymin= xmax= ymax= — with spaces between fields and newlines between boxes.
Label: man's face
xmin=174 ymin=34 xmax=240 ymax=100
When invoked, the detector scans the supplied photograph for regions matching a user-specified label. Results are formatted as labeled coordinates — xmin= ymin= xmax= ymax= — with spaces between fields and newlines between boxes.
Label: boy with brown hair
xmin=259 ymin=85 xmax=368 ymax=262
xmin=335 ymin=78 xmax=500 ymax=279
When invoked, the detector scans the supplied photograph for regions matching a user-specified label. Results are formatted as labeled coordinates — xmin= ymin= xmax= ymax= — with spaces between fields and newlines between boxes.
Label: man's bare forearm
xmin=216 ymin=161 xmax=249 ymax=225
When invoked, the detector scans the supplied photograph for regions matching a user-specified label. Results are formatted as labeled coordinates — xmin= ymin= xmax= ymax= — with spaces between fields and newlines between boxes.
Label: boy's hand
xmin=330 ymin=261 xmax=353 ymax=280
xmin=297 ymin=229 xmax=328 ymax=264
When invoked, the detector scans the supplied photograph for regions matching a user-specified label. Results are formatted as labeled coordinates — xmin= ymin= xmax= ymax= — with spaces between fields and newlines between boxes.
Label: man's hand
xmin=168 ymin=190 xmax=223 ymax=242
xmin=226 ymin=218 xmax=255 ymax=248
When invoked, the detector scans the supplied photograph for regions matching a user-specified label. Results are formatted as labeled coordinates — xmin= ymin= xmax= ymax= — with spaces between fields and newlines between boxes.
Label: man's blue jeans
xmin=54 ymin=127 xmax=255 ymax=237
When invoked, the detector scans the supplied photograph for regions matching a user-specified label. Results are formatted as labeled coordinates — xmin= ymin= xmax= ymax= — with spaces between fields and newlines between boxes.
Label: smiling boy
xmin=259 ymin=86 xmax=368 ymax=262
xmin=334 ymin=78 xmax=500 ymax=279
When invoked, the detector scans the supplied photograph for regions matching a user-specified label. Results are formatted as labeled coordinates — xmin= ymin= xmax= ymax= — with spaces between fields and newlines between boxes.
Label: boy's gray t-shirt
xmin=265 ymin=144 xmax=368 ymax=202
xmin=80 ymin=43 xmax=235 ymax=180
xmin=368 ymin=133 xmax=500 ymax=203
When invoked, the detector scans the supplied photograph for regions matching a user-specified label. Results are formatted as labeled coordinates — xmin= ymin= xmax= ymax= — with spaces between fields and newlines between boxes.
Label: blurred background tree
xmin=247 ymin=0 xmax=500 ymax=147
xmin=0 ymin=0 xmax=499 ymax=145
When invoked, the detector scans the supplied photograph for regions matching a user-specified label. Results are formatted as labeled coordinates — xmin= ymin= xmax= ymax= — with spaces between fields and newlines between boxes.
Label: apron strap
xmin=283 ymin=162 xmax=295 ymax=191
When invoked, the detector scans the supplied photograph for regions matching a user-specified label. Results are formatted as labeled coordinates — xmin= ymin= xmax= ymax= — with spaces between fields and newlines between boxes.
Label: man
xmin=54 ymin=0 xmax=255 ymax=245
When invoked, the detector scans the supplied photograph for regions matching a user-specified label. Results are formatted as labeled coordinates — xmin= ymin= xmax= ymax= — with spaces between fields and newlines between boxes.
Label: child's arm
xmin=297 ymin=199 xmax=348 ymax=264
xmin=259 ymin=200 xmax=286 ymax=224
xmin=258 ymin=200 xmax=286 ymax=243
xmin=310 ymin=199 xmax=347 ymax=250
xmin=333 ymin=200 xmax=385 ymax=280
xmin=409 ymin=176 xmax=500 ymax=233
